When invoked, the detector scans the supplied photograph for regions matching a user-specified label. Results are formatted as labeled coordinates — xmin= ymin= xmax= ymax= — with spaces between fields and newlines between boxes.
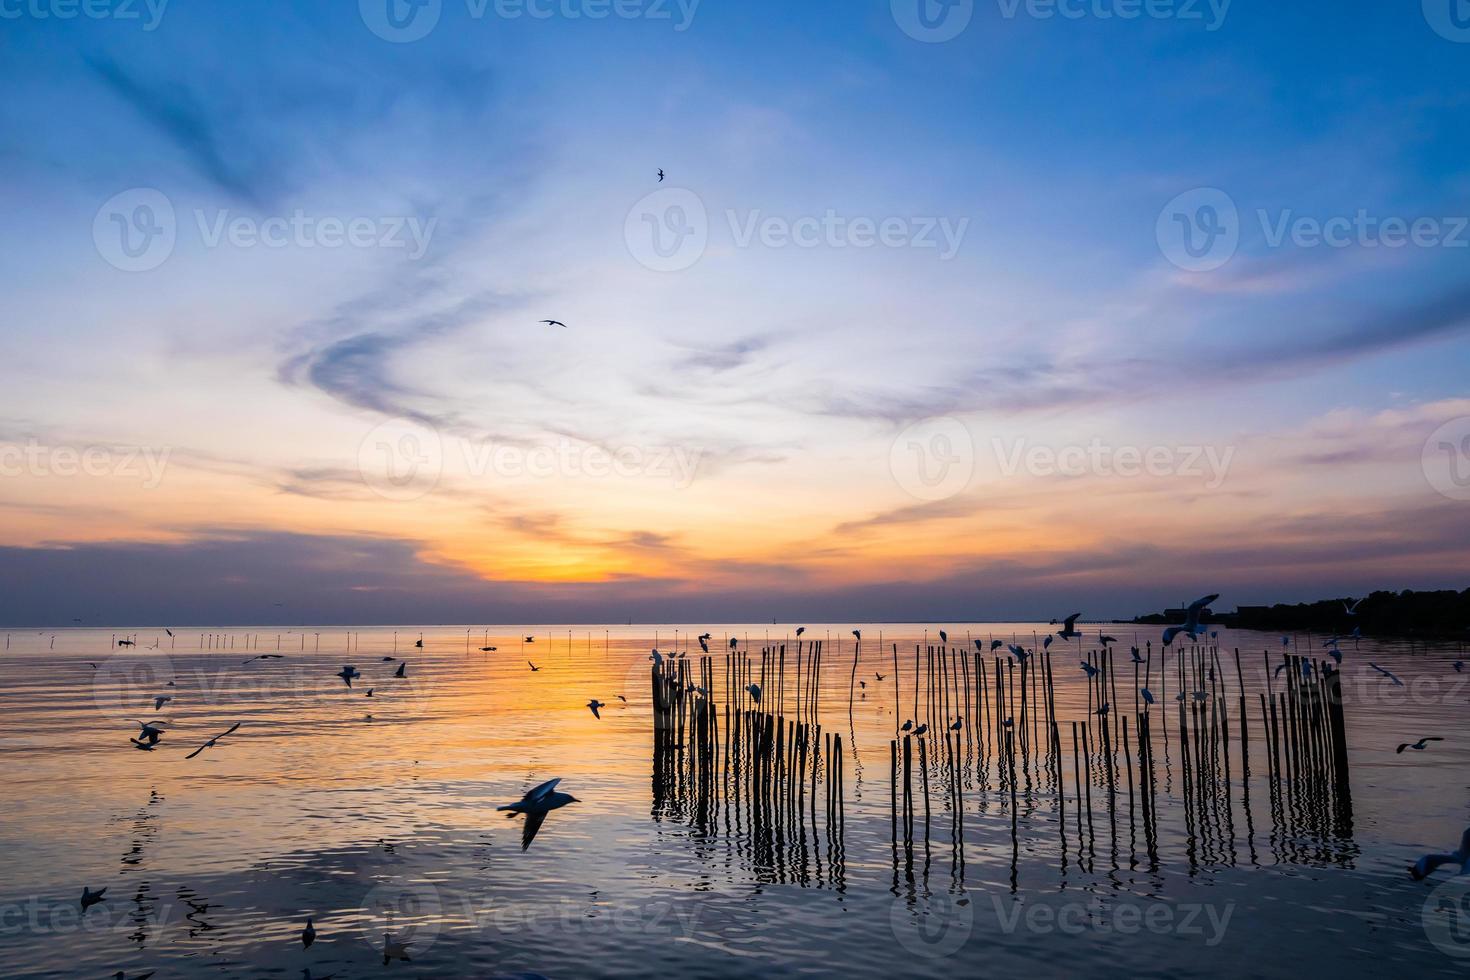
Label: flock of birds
xmin=68 ymin=601 xmax=1470 ymax=973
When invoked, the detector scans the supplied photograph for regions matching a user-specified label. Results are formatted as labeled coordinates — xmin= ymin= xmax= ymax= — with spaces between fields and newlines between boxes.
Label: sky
xmin=1 ymin=0 xmax=1468 ymax=626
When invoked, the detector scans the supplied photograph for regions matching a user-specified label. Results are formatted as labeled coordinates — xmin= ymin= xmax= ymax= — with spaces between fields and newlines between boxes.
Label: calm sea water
xmin=1 ymin=624 xmax=1467 ymax=978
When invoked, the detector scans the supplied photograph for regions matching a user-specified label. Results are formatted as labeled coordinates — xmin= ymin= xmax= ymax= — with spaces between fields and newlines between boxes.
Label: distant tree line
xmin=1132 ymin=589 xmax=1470 ymax=637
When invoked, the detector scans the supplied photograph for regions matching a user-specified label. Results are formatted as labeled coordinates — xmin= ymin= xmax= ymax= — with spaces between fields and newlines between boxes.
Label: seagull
xmin=746 ymin=683 xmax=761 ymax=704
xmin=912 ymin=723 xmax=929 ymax=736
xmin=1274 ymin=661 xmax=1289 ymax=678
xmin=796 ymin=627 xmax=806 ymax=637
xmin=1043 ymin=635 xmax=1054 ymax=650
xmin=949 ymin=717 xmax=963 ymax=731
xmin=1009 ymin=645 xmax=1030 ymax=661
xmin=540 ymin=320 xmax=568 ymax=329
xmin=1080 ymin=661 xmax=1099 ymax=678
xmin=617 ymin=695 xmax=627 ymax=702
xmin=133 ymin=720 xmax=166 ymax=744
xmin=186 ymin=723 xmax=241 ymax=760
xmin=383 ymin=657 xmax=397 ymax=662
xmin=990 ymin=640 xmax=1004 ymax=652
xmin=1002 ymin=717 xmax=1014 ymax=729
xmin=1162 ymin=593 xmax=1219 ymax=646
xmin=1141 ymin=688 xmax=1155 ymax=705
xmin=1397 ymin=737 xmax=1444 ymax=754
xmin=129 ymin=736 xmax=158 ymax=752
xmin=1095 ymin=703 xmax=1110 ymax=717
xmin=366 ymin=689 xmax=374 ymax=698
xmin=587 ymin=700 xmax=606 ymax=719
xmin=301 ymin=918 xmax=316 ymax=949
xmin=382 ymin=932 xmax=412 ymax=964
xmin=1099 ymin=633 xmax=1117 ymax=646
xmin=242 ymin=654 xmax=284 ymax=665
xmin=859 ymin=680 xmax=867 ymax=690
xmin=729 ymin=637 xmax=738 ymax=650
xmin=1192 ymin=689 xmax=1208 ymax=701
xmin=657 ymin=169 xmax=665 ymax=182
xmin=1130 ymin=647 xmax=1144 ymax=664
xmin=414 ymin=639 xmax=423 ymax=648
xmin=1057 ymin=614 xmax=1082 ymax=640
xmin=394 ymin=662 xmax=407 ymax=678
xmin=875 ymin=673 xmax=886 ymax=681
xmin=337 ymin=666 xmax=360 ymax=687
xmin=853 ymin=629 xmax=862 ymax=641
xmin=497 ymin=777 xmax=580 ymax=851
xmin=1344 ymin=598 xmax=1364 ymax=616
xmin=153 ymin=695 xmax=172 ymax=711
xmin=649 ymin=649 xmax=663 ymax=666
xmin=118 ymin=639 xmax=134 ymax=647
xmin=525 ymin=636 xmax=536 ymax=643
xmin=80 ymin=886 xmax=107 ymax=910
xmin=938 ymin=630 xmax=947 ymax=644
xmin=1369 ymin=663 xmax=1405 ymax=687
xmin=1327 ymin=647 xmax=1343 ymax=665
xmin=901 ymin=719 xmax=913 ymax=732
xmin=698 ymin=635 xmax=709 ymax=653
xmin=480 ymin=646 xmax=497 ymax=652
xmin=1410 ymin=827 xmax=1470 ymax=880
xmin=528 ymin=662 xmax=540 ymax=672
xmin=165 ymin=629 xmax=174 ymax=637
xmin=973 ymin=639 xmax=983 ymax=652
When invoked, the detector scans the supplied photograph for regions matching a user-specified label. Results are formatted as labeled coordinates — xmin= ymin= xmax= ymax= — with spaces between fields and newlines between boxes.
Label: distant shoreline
xmin=1130 ymin=587 xmax=1469 ymax=639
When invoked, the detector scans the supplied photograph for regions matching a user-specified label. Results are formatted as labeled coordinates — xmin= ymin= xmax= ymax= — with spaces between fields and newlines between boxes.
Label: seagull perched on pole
xmin=1410 ymin=826 xmax=1470 ymax=880
xmin=497 ymin=778 xmax=580 ymax=851
xmin=990 ymin=640 xmax=1004 ymax=652
xmin=1162 ymin=594 xmax=1219 ymax=646
xmin=746 ymin=683 xmax=761 ymax=705
xmin=1080 ymin=661 xmax=1099 ymax=678
xmin=938 ymin=630 xmax=947 ymax=644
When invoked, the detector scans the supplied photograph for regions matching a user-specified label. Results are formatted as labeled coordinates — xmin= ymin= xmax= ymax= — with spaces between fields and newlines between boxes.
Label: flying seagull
xmin=186 ymin=722 xmax=241 ymax=760
xmin=497 ymin=777 xmax=580 ymax=851
xmin=1397 ymin=737 xmax=1444 ymax=754
xmin=540 ymin=320 xmax=568 ymax=329
xmin=394 ymin=662 xmax=407 ymax=678
xmin=1369 ymin=662 xmax=1405 ymax=687
xmin=242 ymin=654 xmax=284 ymax=665
xmin=1057 ymin=614 xmax=1082 ymax=640
xmin=657 ymin=169 xmax=665 ymax=182
xmin=1162 ymin=593 xmax=1219 ymax=646
xmin=337 ymin=666 xmax=360 ymax=687
xmin=1099 ymin=633 xmax=1117 ymax=646
xmin=528 ymin=661 xmax=541 ymax=672
xmin=587 ymin=699 xmax=606 ymax=719
xmin=133 ymin=720 xmax=166 ymax=745
xmin=525 ymin=636 xmax=536 ymax=643
xmin=80 ymin=886 xmax=107 ymax=910
xmin=1410 ymin=827 xmax=1470 ymax=880
xmin=1080 ymin=661 xmax=1099 ymax=678
xmin=1344 ymin=598 xmax=1364 ymax=615
xmin=153 ymin=695 xmax=172 ymax=711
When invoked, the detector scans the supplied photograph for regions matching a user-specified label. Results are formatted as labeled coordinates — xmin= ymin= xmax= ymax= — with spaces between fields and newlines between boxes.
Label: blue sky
xmin=0 ymin=1 xmax=1467 ymax=625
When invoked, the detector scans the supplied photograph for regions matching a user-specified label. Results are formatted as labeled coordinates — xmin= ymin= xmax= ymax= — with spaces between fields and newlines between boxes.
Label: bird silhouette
xmin=185 ymin=722 xmax=241 ymax=760
xmin=382 ymin=933 xmax=412 ymax=964
xmin=1369 ymin=662 xmax=1405 ymax=686
xmin=336 ymin=666 xmax=360 ymax=687
xmin=657 ymin=169 xmax=665 ymax=182
xmin=587 ymin=700 xmax=606 ymax=719
xmin=528 ymin=662 xmax=540 ymax=672
xmin=1141 ymin=688 xmax=1155 ymax=705
xmin=1162 ymin=594 xmax=1219 ymax=646
xmin=1410 ymin=826 xmax=1470 ymax=880
xmin=80 ymin=886 xmax=107 ymax=910
xmin=540 ymin=320 xmax=568 ymax=329
xmin=301 ymin=918 xmax=316 ymax=949
xmin=152 ymin=695 xmax=171 ymax=711
xmin=1397 ymin=737 xmax=1444 ymax=754
xmin=746 ymin=683 xmax=761 ymax=704
xmin=938 ymin=630 xmax=947 ymax=644
xmin=1080 ymin=661 xmax=1099 ymax=678
xmin=394 ymin=662 xmax=407 ymax=678
xmin=497 ymin=778 xmax=580 ymax=851
xmin=990 ymin=640 xmax=1004 ymax=651
xmin=1057 ymin=614 xmax=1082 ymax=640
